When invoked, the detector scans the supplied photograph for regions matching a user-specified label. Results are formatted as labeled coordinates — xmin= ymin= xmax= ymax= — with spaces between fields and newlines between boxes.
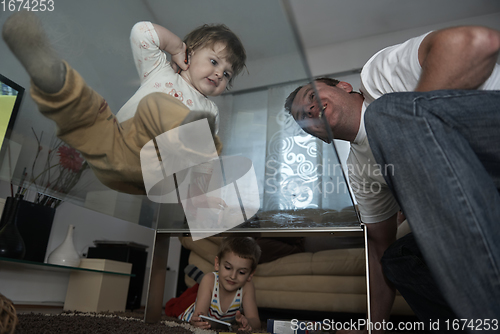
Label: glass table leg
xmin=144 ymin=233 xmax=170 ymax=323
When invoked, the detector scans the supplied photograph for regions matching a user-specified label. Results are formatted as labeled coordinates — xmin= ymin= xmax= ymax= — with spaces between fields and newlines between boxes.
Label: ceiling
xmin=1 ymin=0 xmax=500 ymax=129
xmin=141 ymin=0 xmax=500 ymax=91
xmin=144 ymin=0 xmax=298 ymax=60
xmin=142 ymin=0 xmax=500 ymax=62
xmin=2 ymin=0 xmax=499 ymax=93
xmin=1 ymin=0 xmax=500 ymax=197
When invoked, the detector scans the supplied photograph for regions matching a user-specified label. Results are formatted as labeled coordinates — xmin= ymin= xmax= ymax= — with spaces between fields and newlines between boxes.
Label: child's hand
xmin=189 ymin=312 xmax=211 ymax=330
xmin=235 ymin=310 xmax=252 ymax=331
xmin=206 ymin=196 xmax=228 ymax=210
xmin=172 ymin=42 xmax=189 ymax=73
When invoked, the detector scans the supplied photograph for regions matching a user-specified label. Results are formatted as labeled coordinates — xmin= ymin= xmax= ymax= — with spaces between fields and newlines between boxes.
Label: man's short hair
xmin=284 ymin=77 xmax=340 ymax=117
xmin=184 ymin=24 xmax=246 ymax=88
xmin=217 ymin=237 xmax=261 ymax=272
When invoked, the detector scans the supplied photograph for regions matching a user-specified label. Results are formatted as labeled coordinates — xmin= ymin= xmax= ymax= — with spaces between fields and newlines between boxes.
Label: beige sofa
xmin=179 ymin=222 xmax=413 ymax=315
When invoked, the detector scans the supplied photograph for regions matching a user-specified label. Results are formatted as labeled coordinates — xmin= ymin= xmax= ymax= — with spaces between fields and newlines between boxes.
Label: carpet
xmin=14 ymin=310 xmax=215 ymax=334
xmin=13 ymin=310 xmax=421 ymax=334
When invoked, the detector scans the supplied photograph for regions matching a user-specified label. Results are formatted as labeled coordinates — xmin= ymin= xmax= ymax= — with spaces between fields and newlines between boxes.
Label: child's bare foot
xmin=2 ymin=11 xmax=65 ymax=93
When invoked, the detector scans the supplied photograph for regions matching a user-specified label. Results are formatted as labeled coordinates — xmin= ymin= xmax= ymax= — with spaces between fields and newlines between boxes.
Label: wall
xmin=0 ymin=3 xmax=186 ymax=307
xmin=0 ymin=179 xmax=181 ymax=306
xmin=305 ymin=13 xmax=500 ymax=78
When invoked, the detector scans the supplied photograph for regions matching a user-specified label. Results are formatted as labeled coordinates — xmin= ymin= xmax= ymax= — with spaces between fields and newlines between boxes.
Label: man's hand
xmin=365 ymin=215 xmax=398 ymax=334
xmin=189 ymin=312 xmax=211 ymax=329
xmin=235 ymin=310 xmax=252 ymax=331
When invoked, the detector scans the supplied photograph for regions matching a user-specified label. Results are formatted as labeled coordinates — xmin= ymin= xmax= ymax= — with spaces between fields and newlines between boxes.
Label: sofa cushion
xmin=256 ymin=290 xmax=367 ymax=313
xmin=181 ymin=236 xmax=366 ymax=277
xmin=253 ymin=275 xmax=366 ymax=294
xmin=179 ymin=237 xmax=219 ymax=264
xmin=255 ymin=248 xmax=365 ymax=277
xmin=255 ymin=252 xmax=313 ymax=276
xmin=255 ymin=290 xmax=413 ymax=315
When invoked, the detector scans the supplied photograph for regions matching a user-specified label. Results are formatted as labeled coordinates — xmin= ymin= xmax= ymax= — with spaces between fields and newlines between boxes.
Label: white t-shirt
xmin=348 ymin=31 xmax=500 ymax=224
xmin=116 ymin=21 xmax=219 ymax=132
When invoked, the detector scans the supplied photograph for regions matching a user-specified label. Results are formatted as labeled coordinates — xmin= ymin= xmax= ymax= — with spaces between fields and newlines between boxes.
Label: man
xmin=286 ymin=26 xmax=500 ymax=333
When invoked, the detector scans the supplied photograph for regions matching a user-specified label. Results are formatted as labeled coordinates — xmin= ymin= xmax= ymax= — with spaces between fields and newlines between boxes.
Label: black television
xmin=0 ymin=74 xmax=24 ymax=148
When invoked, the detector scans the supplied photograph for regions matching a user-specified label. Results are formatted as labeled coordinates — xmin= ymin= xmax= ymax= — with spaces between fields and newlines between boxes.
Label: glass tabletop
xmin=0 ymin=256 xmax=135 ymax=277
xmin=0 ymin=0 xmax=359 ymax=239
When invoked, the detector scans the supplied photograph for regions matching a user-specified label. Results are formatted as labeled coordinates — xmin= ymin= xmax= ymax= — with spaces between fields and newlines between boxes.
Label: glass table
xmin=0 ymin=256 xmax=135 ymax=277
xmin=138 ymin=0 xmax=369 ymax=323
xmin=0 ymin=0 xmax=370 ymax=329
xmin=144 ymin=205 xmax=367 ymax=322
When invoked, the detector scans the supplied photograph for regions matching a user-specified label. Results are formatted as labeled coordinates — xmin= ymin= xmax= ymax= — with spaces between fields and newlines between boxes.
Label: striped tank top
xmin=179 ymin=272 xmax=243 ymax=322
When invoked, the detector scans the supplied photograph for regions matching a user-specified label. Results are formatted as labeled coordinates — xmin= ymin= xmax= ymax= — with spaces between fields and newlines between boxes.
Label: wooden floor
xmin=15 ymin=304 xmax=64 ymax=315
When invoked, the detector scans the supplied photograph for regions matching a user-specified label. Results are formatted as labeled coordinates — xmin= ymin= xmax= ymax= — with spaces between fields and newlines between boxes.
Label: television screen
xmin=0 ymin=74 xmax=24 ymax=148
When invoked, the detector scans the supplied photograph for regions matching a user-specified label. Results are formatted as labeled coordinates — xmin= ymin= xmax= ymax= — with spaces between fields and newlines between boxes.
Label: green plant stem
xmin=22 ymin=163 xmax=60 ymax=196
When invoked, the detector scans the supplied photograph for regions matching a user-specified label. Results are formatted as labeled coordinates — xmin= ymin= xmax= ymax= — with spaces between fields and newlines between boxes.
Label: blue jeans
xmin=382 ymin=233 xmax=462 ymax=332
xmin=365 ymin=90 xmax=500 ymax=324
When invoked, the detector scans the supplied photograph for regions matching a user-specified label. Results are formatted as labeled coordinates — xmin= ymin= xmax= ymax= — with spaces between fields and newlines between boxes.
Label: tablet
xmin=199 ymin=315 xmax=233 ymax=331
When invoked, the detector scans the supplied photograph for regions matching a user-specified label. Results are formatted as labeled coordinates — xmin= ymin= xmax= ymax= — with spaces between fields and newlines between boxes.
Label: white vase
xmin=47 ymin=224 xmax=81 ymax=267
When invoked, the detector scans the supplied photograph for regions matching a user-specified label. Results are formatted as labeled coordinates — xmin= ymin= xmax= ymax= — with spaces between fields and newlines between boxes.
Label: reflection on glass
xmin=0 ymin=0 xmax=358 ymax=234
xmin=0 ymin=75 xmax=23 ymax=149
xmin=0 ymin=256 xmax=134 ymax=277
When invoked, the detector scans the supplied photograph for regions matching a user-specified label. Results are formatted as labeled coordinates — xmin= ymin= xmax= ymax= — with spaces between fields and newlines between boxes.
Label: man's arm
xmin=417 ymin=26 xmax=500 ymax=91
xmin=152 ymin=23 xmax=189 ymax=71
xmin=338 ymin=214 xmax=397 ymax=334
xmin=366 ymin=215 xmax=398 ymax=334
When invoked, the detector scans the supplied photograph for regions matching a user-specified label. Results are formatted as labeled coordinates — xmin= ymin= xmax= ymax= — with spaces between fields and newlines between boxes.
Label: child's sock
xmin=184 ymin=264 xmax=204 ymax=284
xmin=2 ymin=11 xmax=66 ymax=93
